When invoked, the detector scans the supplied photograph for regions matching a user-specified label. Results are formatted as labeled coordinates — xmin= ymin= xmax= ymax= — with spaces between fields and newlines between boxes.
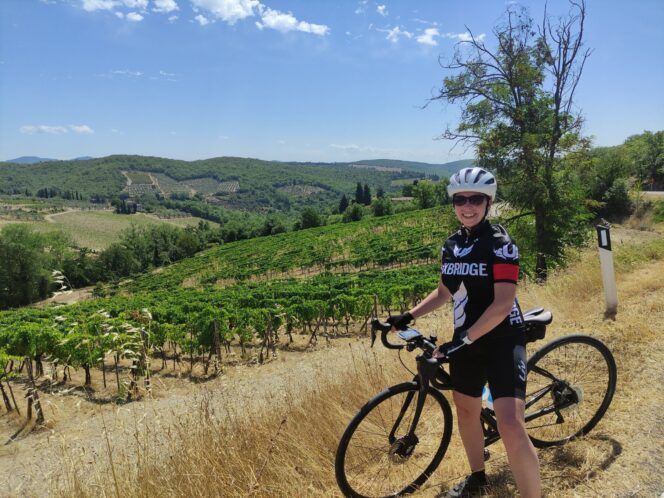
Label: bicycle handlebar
xmin=370 ymin=319 xmax=404 ymax=350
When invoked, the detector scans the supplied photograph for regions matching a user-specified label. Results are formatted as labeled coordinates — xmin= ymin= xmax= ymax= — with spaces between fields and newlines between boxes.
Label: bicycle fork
xmin=387 ymin=356 xmax=441 ymax=458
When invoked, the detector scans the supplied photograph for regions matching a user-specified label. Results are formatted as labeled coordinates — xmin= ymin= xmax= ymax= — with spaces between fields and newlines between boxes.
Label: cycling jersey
xmin=440 ymin=220 xmax=527 ymax=400
xmin=441 ymin=220 xmax=524 ymax=334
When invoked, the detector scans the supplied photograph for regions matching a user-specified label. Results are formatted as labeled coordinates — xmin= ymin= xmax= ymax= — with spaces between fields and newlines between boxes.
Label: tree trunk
xmin=534 ymin=204 xmax=549 ymax=282
xmin=212 ymin=320 xmax=222 ymax=374
xmin=25 ymin=359 xmax=44 ymax=424
xmin=0 ymin=380 xmax=13 ymax=412
xmin=83 ymin=364 xmax=92 ymax=387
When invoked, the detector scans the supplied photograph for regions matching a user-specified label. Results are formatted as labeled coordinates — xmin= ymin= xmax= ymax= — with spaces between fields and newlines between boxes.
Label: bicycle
xmin=334 ymin=308 xmax=617 ymax=497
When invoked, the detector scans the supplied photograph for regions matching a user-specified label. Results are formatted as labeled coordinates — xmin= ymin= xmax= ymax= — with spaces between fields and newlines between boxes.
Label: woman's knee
xmin=496 ymin=413 xmax=527 ymax=442
xmin=453 ymin=391 xmax=481 ymax=420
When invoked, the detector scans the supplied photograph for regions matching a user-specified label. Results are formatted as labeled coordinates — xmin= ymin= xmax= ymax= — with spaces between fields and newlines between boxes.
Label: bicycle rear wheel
xmin=335 ymin=382 xmax=453 ymax=498
xmin=525 ymin=335 xmax=617 ymax=448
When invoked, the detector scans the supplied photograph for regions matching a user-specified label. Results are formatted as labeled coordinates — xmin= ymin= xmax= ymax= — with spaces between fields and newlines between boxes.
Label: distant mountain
xmin=350 ymin=158 xmax=475 ymax=177
xmin=72 ymin=156 xmax=95 ymax=161
xmin=4 ymin=156 xmax=57 ymax=164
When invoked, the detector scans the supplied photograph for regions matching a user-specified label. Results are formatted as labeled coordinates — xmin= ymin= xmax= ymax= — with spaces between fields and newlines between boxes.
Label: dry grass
xmin=33 ymin=228 xmax=664 ymax=497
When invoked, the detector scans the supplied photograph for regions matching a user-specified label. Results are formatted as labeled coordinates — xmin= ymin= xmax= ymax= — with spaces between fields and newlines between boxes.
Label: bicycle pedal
xmin=484 ymin=449 xmax=491 ymax=461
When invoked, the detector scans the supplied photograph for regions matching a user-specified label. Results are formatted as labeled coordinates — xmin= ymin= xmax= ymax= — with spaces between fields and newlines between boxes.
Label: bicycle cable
xmin=397 ymin=348 xmax=415 ymax=376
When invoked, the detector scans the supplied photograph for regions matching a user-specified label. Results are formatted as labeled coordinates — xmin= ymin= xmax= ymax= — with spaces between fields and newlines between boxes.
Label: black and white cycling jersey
xmin=441 ymin=220 xmax=524 ymax=335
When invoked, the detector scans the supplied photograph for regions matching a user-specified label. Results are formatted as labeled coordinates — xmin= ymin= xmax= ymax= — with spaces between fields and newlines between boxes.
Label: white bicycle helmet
xmin=447 ymin=167 xmax=497 ymax=201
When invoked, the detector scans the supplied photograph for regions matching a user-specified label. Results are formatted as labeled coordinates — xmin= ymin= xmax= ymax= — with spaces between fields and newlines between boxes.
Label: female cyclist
xmin=387 ymin=167 xmax=541 ymax=497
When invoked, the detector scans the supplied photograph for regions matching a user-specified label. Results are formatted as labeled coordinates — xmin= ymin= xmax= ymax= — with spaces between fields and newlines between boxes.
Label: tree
xmin=371 ymin=197 xmax=393 ymax=217
xmin=355 ymin=182 xmax=364 ymax=204
xmin=432 ymin=1 xmax=591 ymax=280
xmin=363 ymin=184 xmax=372 ymax=205
xmin=625 ymin=130 xmax=664 ymax=189
xmin=342 ymin=203 xmax=365 ymax=222
xmin=300 ymin=207 xmax=322 ymax=229
xmin=338 ymin=194 xmax=349 ymax=214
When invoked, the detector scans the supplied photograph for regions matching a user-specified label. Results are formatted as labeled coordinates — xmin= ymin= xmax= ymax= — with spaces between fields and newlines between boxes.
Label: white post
xmin=596 ymin=224 xmax=618 ymax=317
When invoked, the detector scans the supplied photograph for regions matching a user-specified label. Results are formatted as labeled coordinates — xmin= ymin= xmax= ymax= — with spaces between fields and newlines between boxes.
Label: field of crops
xmin=33 ymin=210 xmax=211 ymax=250
xmin=277 ymin=185 xmax=324 ymax=197
xmin=183 ymin=177 xmax=223 ymax=195
xmin=125 ymin=206 xmax=459 ymax=292
xmin=123 ymin=171 xmax=153 ymax=184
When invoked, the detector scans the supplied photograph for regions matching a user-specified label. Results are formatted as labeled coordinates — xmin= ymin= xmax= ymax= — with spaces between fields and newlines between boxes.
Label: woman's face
xmin=453 ymin=191 xmax=490 ymax=229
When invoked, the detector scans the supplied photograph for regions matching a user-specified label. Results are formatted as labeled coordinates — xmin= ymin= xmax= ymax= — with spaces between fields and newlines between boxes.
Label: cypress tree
xmin=339 ymin=194 xmax=349 ymax=213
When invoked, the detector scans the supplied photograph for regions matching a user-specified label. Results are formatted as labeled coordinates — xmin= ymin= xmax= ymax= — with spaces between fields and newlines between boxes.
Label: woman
xmin=387 ymin=167 xmax=541 ymax=497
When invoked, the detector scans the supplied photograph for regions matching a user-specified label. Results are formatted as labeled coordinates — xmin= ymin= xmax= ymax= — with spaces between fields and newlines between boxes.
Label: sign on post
xmin=596 ymin=224 xmax=617 ymax=317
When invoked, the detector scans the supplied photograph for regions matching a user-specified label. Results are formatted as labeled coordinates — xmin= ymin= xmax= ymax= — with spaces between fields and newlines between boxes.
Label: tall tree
xmin=338 ymin=194 xmax=349 ymax=213
xmin=433 ymin=1 xmax=591 ymax=280
xmin=363 ymin=184 xmax=372 ymax=205
xmin=354 ymin=182 xmax=364 ymax=204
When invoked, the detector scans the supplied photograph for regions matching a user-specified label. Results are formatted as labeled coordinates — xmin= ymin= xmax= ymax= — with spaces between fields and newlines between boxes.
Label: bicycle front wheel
xmin=335 ymin=382 xmax=453 ymax=498
xmin=525 ymin=335 xmax=617 ymax=448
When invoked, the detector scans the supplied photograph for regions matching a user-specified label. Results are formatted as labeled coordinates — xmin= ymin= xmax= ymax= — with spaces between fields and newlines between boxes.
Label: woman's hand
xmin=386 ymin=312 xmax=413 ymax=330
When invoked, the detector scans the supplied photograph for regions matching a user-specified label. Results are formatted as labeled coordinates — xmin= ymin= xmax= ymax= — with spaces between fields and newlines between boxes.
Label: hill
xmin=0 ymin=223 xmax=662 ymax=496
xmin=4 ymin=156 xmax=57 ymax=164
xmin=350 ymin=158 xmax=474 ymax=176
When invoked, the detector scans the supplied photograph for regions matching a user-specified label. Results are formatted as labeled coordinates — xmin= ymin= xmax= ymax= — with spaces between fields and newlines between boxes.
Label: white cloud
xmin=81 ymin=0 xmax=118 ymax=11
xmin=123 ymin=0 xmax=147 ymax=8
xmin=256 ymin=7 xmax=329 ymax=35
xmin=111 ymin=69 xmax=143 ymax=76
xmin=168 ymin=15 xmax=178 ymax=22
xmin=416 ymin=27 xmax=439 ymax=46
xmin=159 ymin=70 xmax=176 ymax=77
xmin=194 ymin=14 xmax=210 ymax=25
xmin=20 ymin=125 xmax=69 ymax=135
xmin=219 ymin=135 xmax=230 ymax=140
xmin=277 ymin=140 xmax=286 ymax=145
xmin=115 ymin=11 xmax=124 ymax=18
xmin=191 ymin=0 xmax=259 ymax=24
xmin=444 ymin=32 xmax=486 ymax=42
xmin=126 ymin=11 xmax=144 ymax=21
xmin=377 ymin=26 xmax=412 ymax=43
xmin=19 ymin=124 xmax=94 ymax=135
xmin=70 ymin=124 xmax=95 ymax=134
xmin=153 ymin=0 xmax=178 ymax=13
xmin=376 ymin=4 xmax=387 ymax=16
xmin=354 ymin=0 xmax=368 ymax=15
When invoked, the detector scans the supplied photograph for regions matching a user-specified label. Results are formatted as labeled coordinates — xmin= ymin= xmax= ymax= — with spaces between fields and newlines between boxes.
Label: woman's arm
xmin=466 ymin=282 xmax=516 ymax=342
xmin=409 ymin=279 xmax=452 ymax=319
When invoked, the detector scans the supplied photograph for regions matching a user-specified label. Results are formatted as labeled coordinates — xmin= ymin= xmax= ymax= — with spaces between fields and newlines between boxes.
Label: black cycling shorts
xmin=449 ymin=328 xmax=527 ymax=400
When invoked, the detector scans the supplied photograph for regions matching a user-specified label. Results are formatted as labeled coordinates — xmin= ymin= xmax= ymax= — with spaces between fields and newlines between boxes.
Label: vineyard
xmin=125 ymin=206 xmax=463 ymax=292
xmin=3 ymin=201 xmax=661 ymax=434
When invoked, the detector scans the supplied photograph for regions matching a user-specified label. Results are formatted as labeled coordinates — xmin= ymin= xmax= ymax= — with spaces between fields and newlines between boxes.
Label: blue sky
xmin=1 ymin=0 xmax=662 ymax=163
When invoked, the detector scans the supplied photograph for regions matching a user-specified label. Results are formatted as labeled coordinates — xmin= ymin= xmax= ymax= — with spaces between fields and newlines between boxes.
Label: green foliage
xmin=624 ymin=130 xmax=664 ymax=189
xmin=0 ymin=225 xmax=75 ymax=308
xmin=343 ymin=203 xmax=366 ymax=222
xmin=298 ymin=207 xmax=323 ymax=230
xmin=433 ymin=2 xmax=592 ymax=279
xmin=371 ymin=197 xmax=394 ymax=217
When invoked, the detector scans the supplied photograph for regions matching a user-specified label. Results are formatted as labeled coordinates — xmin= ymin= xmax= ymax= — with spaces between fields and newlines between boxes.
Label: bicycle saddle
xmin=523 ymin=307 xmax=553 ymax=325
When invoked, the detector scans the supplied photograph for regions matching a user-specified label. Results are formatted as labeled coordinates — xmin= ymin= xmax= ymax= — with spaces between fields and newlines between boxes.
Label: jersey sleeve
xmin=492 ymin=238 xmax=520 ymax=284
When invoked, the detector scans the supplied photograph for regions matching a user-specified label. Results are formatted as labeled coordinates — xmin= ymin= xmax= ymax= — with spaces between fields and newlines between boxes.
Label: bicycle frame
xmin=390 ymin=354 xmax=579 ymax=450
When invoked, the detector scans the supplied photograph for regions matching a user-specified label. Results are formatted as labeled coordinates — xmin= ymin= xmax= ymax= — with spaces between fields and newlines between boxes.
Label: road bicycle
xmin=334 ymin=308 xmax=617 ymax=497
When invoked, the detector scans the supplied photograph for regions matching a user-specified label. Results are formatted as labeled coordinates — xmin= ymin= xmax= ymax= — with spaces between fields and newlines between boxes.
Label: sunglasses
xmin=452 ymin=194 xmax=487 ymax=207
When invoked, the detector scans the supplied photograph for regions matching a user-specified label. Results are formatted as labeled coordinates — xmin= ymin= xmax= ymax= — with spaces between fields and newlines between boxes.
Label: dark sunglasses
xmin=452 ymin=194 xmax=487 ymax=207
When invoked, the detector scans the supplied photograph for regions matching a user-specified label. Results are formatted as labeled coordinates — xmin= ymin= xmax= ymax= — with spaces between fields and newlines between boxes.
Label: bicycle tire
xmin=335 ymin=382 xmax=453 ymax=498
xmin=525 ymin=335 xmax=617 ymax=448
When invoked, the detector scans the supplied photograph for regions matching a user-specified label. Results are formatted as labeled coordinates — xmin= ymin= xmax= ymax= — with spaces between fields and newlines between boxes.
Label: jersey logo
xmin=453 ymin=283 xmax=468 ymax=328
xmin=453 ymin=243 xmax=475 ymax=258
xmin=494 ymin=243 xmax=518 ymax=261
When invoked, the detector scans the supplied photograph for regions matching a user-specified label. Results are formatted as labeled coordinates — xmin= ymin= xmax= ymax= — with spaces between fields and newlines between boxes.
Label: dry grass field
xmin=0 ymin=226 xmax=662 ymax=497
